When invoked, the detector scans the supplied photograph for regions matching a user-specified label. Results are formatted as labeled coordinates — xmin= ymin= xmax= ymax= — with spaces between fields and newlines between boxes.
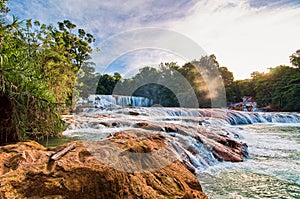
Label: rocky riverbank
xmin=0 ymin=131 xmax=208 ymax=199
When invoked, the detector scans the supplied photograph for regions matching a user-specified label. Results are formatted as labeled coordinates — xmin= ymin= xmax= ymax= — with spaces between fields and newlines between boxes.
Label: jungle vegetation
xmin=0 ymin=0 xmax=95 ymax=144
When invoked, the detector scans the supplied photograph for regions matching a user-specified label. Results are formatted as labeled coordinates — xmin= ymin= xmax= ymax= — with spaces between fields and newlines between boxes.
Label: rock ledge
xmin=0 ymin=131 xmax=207 ymax=199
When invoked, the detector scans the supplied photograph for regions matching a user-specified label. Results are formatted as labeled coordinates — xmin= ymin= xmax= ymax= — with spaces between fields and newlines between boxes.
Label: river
xmin=198 ymin=123 xmax=300 ymax=198
xmin=62 ymin=107 xmax=300 ymax=198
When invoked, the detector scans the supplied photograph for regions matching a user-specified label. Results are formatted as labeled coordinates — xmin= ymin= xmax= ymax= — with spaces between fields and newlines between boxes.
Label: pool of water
xmin=38 ymin=137 xmax=75 ymax=148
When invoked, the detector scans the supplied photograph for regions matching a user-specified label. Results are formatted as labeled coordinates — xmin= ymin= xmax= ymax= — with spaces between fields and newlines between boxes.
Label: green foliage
xmin=76 ymin=62 xmax=100 ymax=98
xmin=227 ymin=65 xmax=300 ymax=111
xmin=0 ymin=1 xmax=95 ymax=144
xmin=96 ymin=73 xmax=121 ymax=95
xmin=133 ymin=83 xmax=180 ymax=107
xmin=290 ymin=49 xmax=300 ymax=68
xmin=177 ymin=61 xmax=211 ymax=107
xmin=0 ymin=0 xmax=9 ymax=25
xmin=219 ymin=66 xmax=234 ymax=87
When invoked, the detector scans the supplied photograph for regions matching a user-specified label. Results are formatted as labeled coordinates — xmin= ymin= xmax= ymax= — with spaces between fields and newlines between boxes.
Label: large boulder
xmin=0 ymin=131 xmax=207 ymax=199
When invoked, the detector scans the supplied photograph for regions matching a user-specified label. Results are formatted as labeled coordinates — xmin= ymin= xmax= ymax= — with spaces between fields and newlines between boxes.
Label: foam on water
xmin=87 ymin=95 xmax=153 ymax=108
xmin=63 ymin=107 xmax=300 ymax=198
xmin=197 ymin=123 xmax=300 ymax=198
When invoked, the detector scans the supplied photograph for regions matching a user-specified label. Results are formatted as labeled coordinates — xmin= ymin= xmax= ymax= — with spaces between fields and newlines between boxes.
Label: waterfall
xmin=115 ymin=95 xmax=152 ymax=107
xmin=224 ymin=111 xmax=300 ymax=125
xmin=99 ymin=107 xmax=300 ymax=125
xmin=119 ymin=107 xmax=300 ymax=125
xmin=87 ymin=95 xmax=153 ymax=108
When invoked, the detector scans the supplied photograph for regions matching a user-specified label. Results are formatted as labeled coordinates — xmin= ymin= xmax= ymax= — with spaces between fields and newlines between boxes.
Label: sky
xmin=8 ymin=0 xmax=300 ymax=80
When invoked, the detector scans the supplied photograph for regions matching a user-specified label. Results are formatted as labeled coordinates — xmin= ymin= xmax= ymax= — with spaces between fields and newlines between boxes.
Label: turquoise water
xmin=198 ymin=124 xmax=300 ymax=199
xmin=38 ymin=137 xmax=75 ymax=148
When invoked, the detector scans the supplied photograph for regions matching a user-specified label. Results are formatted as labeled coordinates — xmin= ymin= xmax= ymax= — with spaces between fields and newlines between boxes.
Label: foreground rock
xmin=0 ymin=131 xmax=207 ymax=199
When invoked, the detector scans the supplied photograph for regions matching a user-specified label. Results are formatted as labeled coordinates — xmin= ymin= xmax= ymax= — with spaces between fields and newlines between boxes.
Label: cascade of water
xmin=86 ymin=106 xmax=300 ymax=126
xmin=224 ymin=111 xmax=300 ymax=125
xmin=118 ymin=107 xmax=300 ymax=125
xmin=115 ymin=95 xmax=153 ymax=107
xmin=87 ymin=95 xmax=153 ymax=107
xmin=167 ymin=133 xmax=219 ymax=169
xmin=64 ymin=106 xmax=300 ymax=176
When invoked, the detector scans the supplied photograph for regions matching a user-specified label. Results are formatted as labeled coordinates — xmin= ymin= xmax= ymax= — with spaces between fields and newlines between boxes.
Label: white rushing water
xmin=198 ymin=123 xmax=300 ymax=198
xmin=62 ymin=107 xmax=300 ymax=198
xmin=86 ymin=95 xmax=153 ymax=108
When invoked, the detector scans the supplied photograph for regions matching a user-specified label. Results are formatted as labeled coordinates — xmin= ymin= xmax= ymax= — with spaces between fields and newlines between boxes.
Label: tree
xmin=290 ymin=49 xmax=300 ymax=68
xmin=96 ymin=73 xmax=122 ymax=95
xmin=76 ymin=62 xmax=100 ymax=98
xmin=0 ymin=0 xmax=9 ymax=25
xmin=0 ymin=1 xmax=95 ymax=144
xmin=237 ymin=65 xmax=300 ymax=111
xmin=219 ymin=66 xmax=234 ymax=87
xmin=178 ymin=61 xmax=209 ymax=107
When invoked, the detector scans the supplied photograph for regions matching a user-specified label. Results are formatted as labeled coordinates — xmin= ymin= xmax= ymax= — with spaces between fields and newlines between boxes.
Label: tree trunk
xmin=0 ymin=93 xmax=19 ymax=145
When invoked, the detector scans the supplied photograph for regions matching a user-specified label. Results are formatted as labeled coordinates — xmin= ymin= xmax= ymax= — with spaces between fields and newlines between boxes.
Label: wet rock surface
xmin=0 ymin=131 xmax=208 ymax=199
xmin=63 ymin=111 xmax=248 ymax=165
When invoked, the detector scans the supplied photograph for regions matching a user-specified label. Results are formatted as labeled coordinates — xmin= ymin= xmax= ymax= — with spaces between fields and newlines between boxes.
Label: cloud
xmin=9 ymin=0 xmax=62 ymax=24
xmin=92 ymin=28 xmax=206 ymax=76
xmin=9 ymin=0 xmax=199 ymax=40
xmin=170 ymin=0 xmax=300 ymax=79
xmin=8 ymin=0 xmax=300 ymax=79
xmin=102 ymin=49 xmax=187 ymax=78
xmin=249 ymin=0 xmax=300 ymax=8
